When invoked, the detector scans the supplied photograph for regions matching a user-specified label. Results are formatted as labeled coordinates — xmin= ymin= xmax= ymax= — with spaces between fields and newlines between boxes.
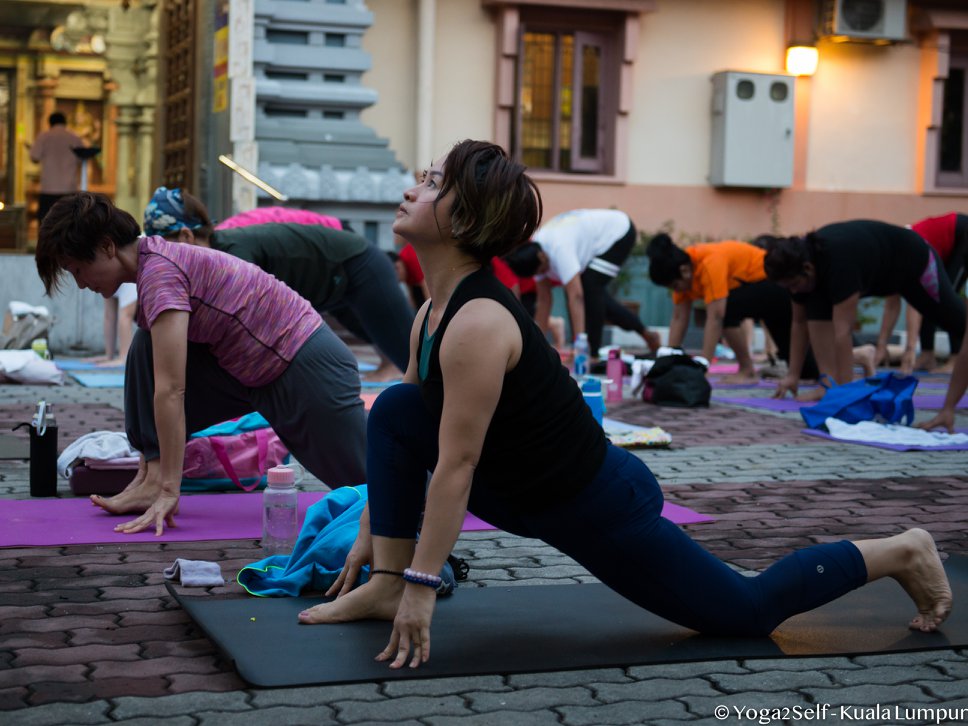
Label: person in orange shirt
xmin=647 ymin=234 xmax=818 ymax=383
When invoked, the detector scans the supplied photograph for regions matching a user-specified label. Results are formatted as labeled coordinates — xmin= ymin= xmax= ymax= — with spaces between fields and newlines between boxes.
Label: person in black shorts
xmin=764 ymin=220 xmax=966 ymax=400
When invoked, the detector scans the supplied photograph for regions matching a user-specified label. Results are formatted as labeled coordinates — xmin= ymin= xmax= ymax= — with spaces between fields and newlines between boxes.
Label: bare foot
xmin=854 ymin=344 xmax=876 ymax=377
xmin=721 ymin=371 xmax=758 ymax=385
xmin=91 ymin=462 xmax=177 ymax=516
xmin=933 ymin=359 xmax=955 ymax=374
xmin=796 ymin=386 xmax=826 ymax=403
xmin=891 ymin=528 xmax=953 ymax=633
xmin=90 ymin=459 xmax=148 ymax=508
xmin=298 ymin=576 xmax=404 ymax=624
xmin=915 ymin=352 xmax=938 ymax=372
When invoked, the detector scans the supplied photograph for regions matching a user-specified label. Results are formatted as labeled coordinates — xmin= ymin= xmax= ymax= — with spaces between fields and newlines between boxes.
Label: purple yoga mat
xmin=0 ymin=492 xmax=712 ymax=548
xmin=801 ymin=427 xmax=968 ymax=452
xmin=712 ymin=393 xmax=968 ymax=412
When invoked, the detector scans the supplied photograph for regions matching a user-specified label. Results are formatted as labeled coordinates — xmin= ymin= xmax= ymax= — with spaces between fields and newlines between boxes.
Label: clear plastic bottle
xmin=262 ymin=465 xmax=299 ymax=556
xmin=606 ymin=348 xmax=624 ymax=403
xmin=572 ymin=332 xmax=589 ymax=378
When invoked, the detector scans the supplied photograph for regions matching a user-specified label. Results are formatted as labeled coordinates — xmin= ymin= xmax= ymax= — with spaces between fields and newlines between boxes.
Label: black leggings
xmin=920 ymin=214 xmax=968 ymax=354
xmin=581 ymin=223 xmax=644 ymax=352
xmin=722 ymin=280 xmax=820 ymax=380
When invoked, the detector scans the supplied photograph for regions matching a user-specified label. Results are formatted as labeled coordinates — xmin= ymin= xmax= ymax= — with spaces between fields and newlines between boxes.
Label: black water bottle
xmin=28 ymin=401 xmax=58 ymax=497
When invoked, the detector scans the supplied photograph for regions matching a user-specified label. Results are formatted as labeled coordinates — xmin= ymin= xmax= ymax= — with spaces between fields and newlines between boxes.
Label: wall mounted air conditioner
xmin=821 ymin=0 xmax=907 ymax=43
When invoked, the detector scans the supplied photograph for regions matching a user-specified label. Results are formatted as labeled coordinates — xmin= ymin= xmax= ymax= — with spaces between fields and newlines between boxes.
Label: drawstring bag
xmin=641 ymin=354 xmax=711 ymax=408
xmin=182 ymin=412 xmax=290 ymax=492
xmin=800 ymin=373 xmax=918 ymax=430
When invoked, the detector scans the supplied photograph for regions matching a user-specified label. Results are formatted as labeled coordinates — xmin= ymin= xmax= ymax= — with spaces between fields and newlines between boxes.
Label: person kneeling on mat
xmin=646 ymin=234 xmax=819 ymax=385
xmin=35 ymin=193 xmax=367 ymax=535
xmin=296 ymin=140 xmax=952 ymax=670
xmin=764 ymin=221 xmax=967 ymax=402
xmin=503 ymin=208 xmax=661 ymax=361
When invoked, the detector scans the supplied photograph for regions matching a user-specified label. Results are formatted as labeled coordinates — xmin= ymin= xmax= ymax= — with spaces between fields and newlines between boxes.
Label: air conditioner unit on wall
xmin=821 ymin=0 xmax=908 ymax=43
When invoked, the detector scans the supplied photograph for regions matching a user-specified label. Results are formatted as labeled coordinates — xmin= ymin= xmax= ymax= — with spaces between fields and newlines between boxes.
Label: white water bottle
xmin=573 ymin=332 xmax=589 ymax=378
xmin=262 ymin=465 xmax=298 ymax=556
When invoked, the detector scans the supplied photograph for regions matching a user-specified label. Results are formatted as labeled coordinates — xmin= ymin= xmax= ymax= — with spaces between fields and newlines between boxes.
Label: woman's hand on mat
xmin=772 ymin=375 xmax=798 ymax=399
xmin=899 ymin=348 xmax=916 ymax=376
xmin=114 ymin=491 xmax=179 ymax=535
xmin=326 ymin=529 xmax=373 ymax=598
xmin=916 ymin=408 xmax=955 ymax=434
xmin=377 ymin=585 xmax=436 ymax=669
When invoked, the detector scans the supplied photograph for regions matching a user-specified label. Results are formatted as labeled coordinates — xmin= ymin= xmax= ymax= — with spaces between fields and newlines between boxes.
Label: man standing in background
xmin=28 ymin=112 xmax=84 ymax=222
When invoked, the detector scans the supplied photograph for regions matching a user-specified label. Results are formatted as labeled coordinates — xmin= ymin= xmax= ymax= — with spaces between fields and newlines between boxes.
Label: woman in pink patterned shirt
xmin=35 ymin=192 xmax=367 ymax=535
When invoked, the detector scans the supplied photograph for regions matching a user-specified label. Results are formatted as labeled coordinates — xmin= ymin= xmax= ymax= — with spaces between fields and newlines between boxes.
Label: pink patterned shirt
xmin=216 ymin=208 xmax=342 ymax=231
xmin=134 ymin=236 xmax=321 ymax=387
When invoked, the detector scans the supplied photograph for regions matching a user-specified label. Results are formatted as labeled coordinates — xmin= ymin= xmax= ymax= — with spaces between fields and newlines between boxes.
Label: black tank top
xmin=418 ymin=266 xmax=607 ymax=509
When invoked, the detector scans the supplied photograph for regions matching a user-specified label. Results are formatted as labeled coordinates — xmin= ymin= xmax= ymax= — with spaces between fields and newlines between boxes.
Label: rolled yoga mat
xmin=0 ymin=491 xmax=712 ymax=548
xmin=169 ymin=555 xmax=968 ymax=687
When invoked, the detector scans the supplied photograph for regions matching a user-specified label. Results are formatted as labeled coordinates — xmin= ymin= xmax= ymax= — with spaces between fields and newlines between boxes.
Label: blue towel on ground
xmin=237 ymin=485 xmax=455 ymax=597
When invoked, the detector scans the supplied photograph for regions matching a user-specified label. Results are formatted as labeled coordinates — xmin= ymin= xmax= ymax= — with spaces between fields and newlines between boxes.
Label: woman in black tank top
xmin=297 ymin=140 xmax=951 ymax=670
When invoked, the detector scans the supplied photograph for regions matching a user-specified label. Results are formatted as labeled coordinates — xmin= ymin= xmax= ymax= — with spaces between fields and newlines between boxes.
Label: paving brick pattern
xmin=2 ymin=376 xmax=967 ymax=724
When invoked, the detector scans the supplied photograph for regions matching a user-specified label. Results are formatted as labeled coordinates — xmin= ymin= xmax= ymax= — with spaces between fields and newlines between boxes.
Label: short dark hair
xmin=646 ymin=233 xmax=691 ymax=286
xmin=48 ymin=112 xmax=67 ymax=126
xmin=36 ymin=192 xmax=141 ymax=295
xmin=436 ymin=140 xmax=542 ymax=263
xmin=503 ymin=242 xmax=543 ymax=278
xmin=763 ymin=234 xmax=816 ymax=281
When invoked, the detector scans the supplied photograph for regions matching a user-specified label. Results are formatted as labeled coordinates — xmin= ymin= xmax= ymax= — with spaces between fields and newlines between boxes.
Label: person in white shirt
xmin=504 ymin=208 xmax=661 ymax=359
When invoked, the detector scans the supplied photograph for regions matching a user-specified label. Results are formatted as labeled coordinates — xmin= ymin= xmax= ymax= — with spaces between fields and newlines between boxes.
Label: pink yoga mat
xmin=0 ymin=492 xmax=712 ymax=548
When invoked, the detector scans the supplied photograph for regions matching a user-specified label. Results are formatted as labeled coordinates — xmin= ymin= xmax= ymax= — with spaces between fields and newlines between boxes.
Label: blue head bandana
xmin=143 ymin=186 xmax=205 ymax=237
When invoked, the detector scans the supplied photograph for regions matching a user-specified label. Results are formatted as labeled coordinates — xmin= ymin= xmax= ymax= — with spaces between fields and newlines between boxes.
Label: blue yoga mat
xmin=70 ymin=371 xmax=126 ymax=388
xmin=56 ymin=360 xmax=125 ymax=372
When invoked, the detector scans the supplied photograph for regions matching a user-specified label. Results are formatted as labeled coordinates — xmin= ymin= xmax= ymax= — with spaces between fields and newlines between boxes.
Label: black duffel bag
xmin=641 ymin=355 xmax=711 ymax=408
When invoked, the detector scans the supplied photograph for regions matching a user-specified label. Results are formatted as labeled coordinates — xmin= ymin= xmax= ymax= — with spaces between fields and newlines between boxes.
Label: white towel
xmin=7 ymin=301 xmax=50 ymax=318
xmin=57 ymin=431 xmax=139 ymax=478
xmin=163 ymin=559 xmax=225 ymax=587
xmin=824 ymin=417 xmax=968 ymax=448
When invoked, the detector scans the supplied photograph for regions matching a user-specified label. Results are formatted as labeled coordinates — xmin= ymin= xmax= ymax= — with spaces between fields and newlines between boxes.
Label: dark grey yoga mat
xmin=0 ymin=434 xmax=29 ymax=459
xmin=170 ymin=556 xmax=968 ymax=687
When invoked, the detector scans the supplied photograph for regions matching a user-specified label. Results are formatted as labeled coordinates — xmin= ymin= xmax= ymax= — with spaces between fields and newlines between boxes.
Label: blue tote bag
xmin=800 ymin=373 xmax=918 ymax=430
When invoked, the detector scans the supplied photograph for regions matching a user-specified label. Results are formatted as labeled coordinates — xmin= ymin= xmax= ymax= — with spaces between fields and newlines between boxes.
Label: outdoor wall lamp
xmin=785 ymin=44 xmax=819 ymax=77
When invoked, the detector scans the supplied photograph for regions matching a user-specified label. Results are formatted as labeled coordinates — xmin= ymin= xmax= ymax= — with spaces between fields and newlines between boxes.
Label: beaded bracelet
xmin=369 ymin=569 xmax=404 ymax=578
xmin=403 ymin=568 xmax=443 ymax=589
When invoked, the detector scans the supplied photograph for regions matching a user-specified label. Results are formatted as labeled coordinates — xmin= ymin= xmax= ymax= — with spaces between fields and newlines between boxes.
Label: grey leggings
xmin=124 ymin=325 xmax=367 ymax=488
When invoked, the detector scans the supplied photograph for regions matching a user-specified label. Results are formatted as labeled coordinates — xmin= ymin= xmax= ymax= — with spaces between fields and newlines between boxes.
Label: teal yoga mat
xmin=69 ymin=371 xmax=126 ymax=388
xmin=171 ymin=556 xmax=968 ymax=687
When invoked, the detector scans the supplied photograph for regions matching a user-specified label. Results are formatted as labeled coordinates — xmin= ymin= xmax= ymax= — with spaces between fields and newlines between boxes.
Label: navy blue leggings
xmin=366 ymin=384 xmax=868 ymax=636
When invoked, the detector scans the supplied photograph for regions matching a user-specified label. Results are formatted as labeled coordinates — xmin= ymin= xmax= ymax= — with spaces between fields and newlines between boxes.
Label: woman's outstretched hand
xmin=772 ymin=374 xmax=798 ymax=399
xmin=325 ymin=527 xmax=373 ymax=598
xmin=376 ymin=585 xmax=437 ymax=669
xmin=114 ymin=491 xmax=179 ymax=536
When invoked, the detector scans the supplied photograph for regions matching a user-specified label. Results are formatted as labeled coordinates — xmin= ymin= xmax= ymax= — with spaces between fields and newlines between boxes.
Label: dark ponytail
xmin=646 ymin=233 xmax=690 ymax=287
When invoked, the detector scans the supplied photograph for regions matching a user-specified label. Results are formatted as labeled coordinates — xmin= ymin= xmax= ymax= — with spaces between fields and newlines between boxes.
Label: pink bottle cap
xmin=267 ymin=466 xmax=295 ymax=486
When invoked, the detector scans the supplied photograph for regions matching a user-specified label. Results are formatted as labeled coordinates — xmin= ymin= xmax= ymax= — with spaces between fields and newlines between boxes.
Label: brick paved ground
xmin=2 ymin=372 xmax=967 ymax=725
